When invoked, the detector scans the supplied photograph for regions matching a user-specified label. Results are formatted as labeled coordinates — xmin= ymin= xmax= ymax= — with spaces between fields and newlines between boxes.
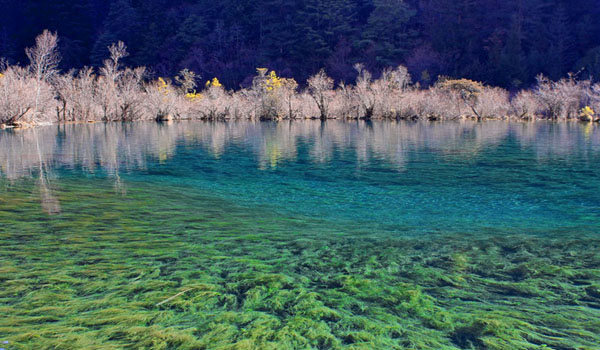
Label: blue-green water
xmin=1 ymin=121 xmax=599 ymax=349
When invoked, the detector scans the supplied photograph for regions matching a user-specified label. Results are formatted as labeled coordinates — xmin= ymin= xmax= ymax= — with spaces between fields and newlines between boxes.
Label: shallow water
xmin=1 ymin=120 xmax=599 ymax=349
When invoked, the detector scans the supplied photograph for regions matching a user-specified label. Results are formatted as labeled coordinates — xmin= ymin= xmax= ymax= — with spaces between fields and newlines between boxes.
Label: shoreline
xmin=3 ymin=31 xmax=600 ymax=134
xmin=2 ymin=115 xmax=599 ymax=131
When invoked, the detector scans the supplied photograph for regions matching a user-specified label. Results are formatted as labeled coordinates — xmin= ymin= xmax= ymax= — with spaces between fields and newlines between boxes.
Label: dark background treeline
xmin=1 ymin=0 xmax=599 ymax=88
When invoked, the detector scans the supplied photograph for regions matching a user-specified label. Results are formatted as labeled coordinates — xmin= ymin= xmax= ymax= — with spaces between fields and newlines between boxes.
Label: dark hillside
xmin=1 ymin=0 xmax=599 ymax=87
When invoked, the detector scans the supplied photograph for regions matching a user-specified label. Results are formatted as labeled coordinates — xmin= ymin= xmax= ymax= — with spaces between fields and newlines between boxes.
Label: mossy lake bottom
xmin=1 ymin=120 xmax=599 ymax=349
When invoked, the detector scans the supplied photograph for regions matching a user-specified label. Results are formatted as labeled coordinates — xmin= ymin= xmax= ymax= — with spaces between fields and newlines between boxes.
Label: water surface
xmin=1 ymin=121 xmax=599 ymax=349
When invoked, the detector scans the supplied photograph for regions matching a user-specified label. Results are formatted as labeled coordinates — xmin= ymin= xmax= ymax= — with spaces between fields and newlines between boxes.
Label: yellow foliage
xmin=0 ymin=73 xmax=3 ymax=79
xmin=185 ymin=91 xmax=203 ymax=101
xmin=206 ymin=77 xmax=223 ymax=88
xmin=266 ymin=71 xmax=282 ymax=91
xmin=580 ymin=106 xmax=595 ymax=118
xmin=255 ymin=68 xmax=295 ymax=93
xmin=157 ymin=77 xmax=169 ymax=95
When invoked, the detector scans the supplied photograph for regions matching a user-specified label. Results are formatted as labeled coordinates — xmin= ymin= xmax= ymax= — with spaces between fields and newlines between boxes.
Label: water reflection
xmin=1 ymin=121 xmax=599 ymax=181
xmin=1 ymin=120 xmax=599 ymax=220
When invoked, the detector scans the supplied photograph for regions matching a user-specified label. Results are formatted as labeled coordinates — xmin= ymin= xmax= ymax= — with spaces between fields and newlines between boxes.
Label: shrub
xmin=195 ymin=77 xmax=231 ymax=120
xmin=476 ymin=87 xmax=510 ymax=119
xmin=55 ymin=67 xmax=99 ymax=122
xmin=97 ymin=41 xmax=147 ymax=122
xmin=510 ymin=91 xmax=541 ymax=120
xmin=0 ymin=65 xmax=46 ymax=125
xmin=307 ymin=70 xmax=334 ymax=120
xmin=437 ymin=78 xmax=485 ymax=119
xmin=402 ymin=88 xmax=462 ymax=120
xmin=589 ymin=84 xmax=600 ymax=118
xmin=144 ymin=77 xmax=180 ymax=121
xmin=534 ymin=74 xmax=590 ymax=120
xmin=353 ymin=64 xmax=377 ymax=119
xmin=579 ymin=106 xmax=596 ymax=122
xmin=330 ymin=82 xmax=360 ymax=119
xmin=250 ymin=69 xmax=298 ymax=120
xmin=374 ymin=65 xmax=411 ymax=119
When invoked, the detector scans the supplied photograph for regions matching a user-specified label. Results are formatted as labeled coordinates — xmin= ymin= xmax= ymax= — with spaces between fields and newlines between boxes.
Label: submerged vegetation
xmin=2 ymin=31 xmax=600 ymax=129
xmin=1 ymin=179 xmax=599 ymax=350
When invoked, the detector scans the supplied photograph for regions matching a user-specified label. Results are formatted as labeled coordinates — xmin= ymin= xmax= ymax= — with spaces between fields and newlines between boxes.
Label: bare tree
xmin=26 ymin=30 xmax=60 ymax=115
xmin=345 ymin=64 xmax=413 ymax=120
xmin=354 ymin=64 xmax=376 ymax=119
xmin=175 ymin=68 xmax=199 ymax=94
xmin=117 ymin=66 xmax=146 ymax=121
xmin=330 ymin=82 xmax=360 ymax=119
xmin=97 ymin=42 xmax=128 ymax=121
xmin=101 ymin=41 xmax=128 ymax=82
xmin=280 ymin=78 xmax=299 ymax=119
xmin=534 ymin=74 xmax=590 ymax=120
xmin=145 ymin=76 xmax=180 ymax=121
xmin=0 ymin=65 xmax=39 ymax=125
xmin=26 ymin=30 xmax=60 ymax=82
xmin=510 ymin=90 xmax=540 ymax=120
xmin=307 ymin=69 xmax=334 ymax=120
xmin=374 ymin=66 xmax=412 ymax=118
xmin=55 ymin=67 xmax=99 ymax=122
xmin=96 ymin=42 xmax=146 ymax=121
xmin=4 ymin=29 xmax=599 ymax=124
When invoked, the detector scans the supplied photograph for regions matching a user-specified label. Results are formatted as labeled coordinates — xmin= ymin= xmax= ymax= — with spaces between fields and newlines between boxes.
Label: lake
xmin=1 ymin=120 xmax=599 ymax=349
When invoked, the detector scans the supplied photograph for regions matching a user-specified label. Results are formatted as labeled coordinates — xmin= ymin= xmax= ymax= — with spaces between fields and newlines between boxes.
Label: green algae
xmin=1 ymin=178 xmax=599 ymax=350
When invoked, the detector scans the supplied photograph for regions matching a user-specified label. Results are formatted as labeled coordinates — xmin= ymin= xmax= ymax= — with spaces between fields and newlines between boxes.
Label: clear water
xmin=1 ymin=120 xmax=599 ymax=349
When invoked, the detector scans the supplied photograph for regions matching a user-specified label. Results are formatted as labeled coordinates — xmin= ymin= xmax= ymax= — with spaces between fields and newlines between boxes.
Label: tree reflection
xmin=0 ymin=121 xmax=598 ymax=182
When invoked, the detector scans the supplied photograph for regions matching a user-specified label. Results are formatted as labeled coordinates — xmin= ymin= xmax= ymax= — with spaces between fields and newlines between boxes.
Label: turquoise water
xmin=1 ymin=120 xmax=599 ymax=349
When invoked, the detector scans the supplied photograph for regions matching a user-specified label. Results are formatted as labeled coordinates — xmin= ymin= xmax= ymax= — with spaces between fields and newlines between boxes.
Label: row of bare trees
xmin=2 ymin=31 xmax=600 ymax=128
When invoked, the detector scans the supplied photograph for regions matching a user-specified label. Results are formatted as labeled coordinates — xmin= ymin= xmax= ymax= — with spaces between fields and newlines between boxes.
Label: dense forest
xmin=1 ymin=0 xmax=599 ymax=89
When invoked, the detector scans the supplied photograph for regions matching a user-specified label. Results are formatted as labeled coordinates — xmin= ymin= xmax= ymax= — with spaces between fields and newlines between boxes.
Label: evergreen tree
xmin=576 ymin=47 xmax=600 ymax=81
xmin=546 ymin=5 xmax=575 ymax=79
xmin=362 ymin=0 xmax=416 ymax=69
xmin=495 ymin=15 xmax=527 ymax=88
xmin=254 ymin=0 xmax=299 ymax=65
xmin=293 ymin=0 xmax=359 ymax=77
xmin=90 ymin=0 xmax=140 ymax=66
xmin=0 ymin=0 xmax=598 ymax=87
